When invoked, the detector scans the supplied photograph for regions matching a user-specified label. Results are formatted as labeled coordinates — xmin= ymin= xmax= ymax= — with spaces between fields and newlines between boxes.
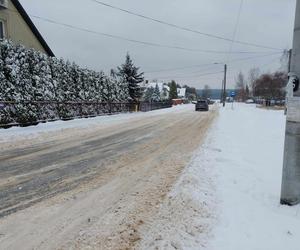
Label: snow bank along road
xmin=0 ymin=104 xmax=217 ymax=249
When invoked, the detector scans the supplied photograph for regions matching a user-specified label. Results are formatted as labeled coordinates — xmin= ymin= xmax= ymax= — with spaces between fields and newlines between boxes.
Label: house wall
xmin=0 ymin=0 xmax=47 ymax=54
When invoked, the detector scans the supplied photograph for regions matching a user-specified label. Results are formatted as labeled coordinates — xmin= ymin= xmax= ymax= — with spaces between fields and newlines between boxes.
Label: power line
xmin=147 ymin=53 xmax=282 ymax=81
xmin=156 ymin=70 xmax=225 ymax=80
xmin=229 ymin=52 xmax=282 ymax=63
xmin=90 ymin=0 xmax=283 ymax=51
xmin=29 ymin=14 xmax=271 ymax=55
xmin=152 ymin=66 xmax=223 ymax=78
xmin=226 ymin=0 xmax=244 ymax=62
xmin=144 ymin=63 xmax=216 ymax=73
xmin=144 ymin=52 xmax=282 ymax=74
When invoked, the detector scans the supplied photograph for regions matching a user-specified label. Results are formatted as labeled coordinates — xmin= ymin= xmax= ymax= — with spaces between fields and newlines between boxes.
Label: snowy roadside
xmin=0 ymin=105 xmax=189 ymax=143
xmin=210 ymin=104 xmax=300 ymax=250
xmin=138 ymin=103 xmax=300 ymax=250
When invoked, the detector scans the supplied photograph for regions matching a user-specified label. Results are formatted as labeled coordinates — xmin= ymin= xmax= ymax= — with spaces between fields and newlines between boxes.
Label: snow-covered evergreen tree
xmin=85 ymin=69 xmax=98 ymax=116
xmin=0 ymin=40 xmax=14 ymax=124
xmin=169 ymin=80 xmax=178 ymax=100
xmin=55 ymin=59 xmax=74 ymax=118
xmin=94 ymin=71 xmax=105 ymax=102
xmin=117 ymin=53 xmax=144 ymax=102
xmin=162 ymin=85 xmax=169 ymax=100
xmin=4 ymin=41 xmax=22 ymax=103
xmin=113 ymin=70 xmax=130 ymax=102
xmin=79 ymin=68 xmax=89 ymax=101
xmin=108 ymin=70 xmax=118 ymax=102
xmin=0 ymin=43 xmax=6 ymax=96
xmin=48 ymin=56 xmax=61 ymax=101
xmin=0 ymin=39 xmax=141 ymax=124
xmin=152 ymin=84 xmax=161 ymax=102
xmin=49 ymin=57 xmax=68 ymax=118
xmin=143 ymin=87 xmax=154 ymax=102
xmin=17 ymin=46 xmax=40 ymax=124
xmin=65 ymin=60 xmax=77 ymax=102
xmin=3 ymin=42 xmax=38 ymax=124
xmin=109 ymin=69 xmax=129 ymax=103
xmin=69 ymin=62 xmax=82 ymax=101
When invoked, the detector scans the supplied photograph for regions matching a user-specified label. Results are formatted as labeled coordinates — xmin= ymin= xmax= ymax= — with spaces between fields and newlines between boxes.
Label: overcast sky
xmin=20 ymin=0 xmax=296 ymax=89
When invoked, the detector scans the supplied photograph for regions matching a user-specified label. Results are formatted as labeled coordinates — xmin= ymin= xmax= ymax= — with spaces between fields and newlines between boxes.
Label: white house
xmin=177 ymin=88 xmax=186 ymax=98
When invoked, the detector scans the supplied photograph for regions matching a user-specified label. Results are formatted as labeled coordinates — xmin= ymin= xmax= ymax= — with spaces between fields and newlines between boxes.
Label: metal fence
xmin=139 ymin=101 xmax=172 ymax=112
xmin=0 ymin=100 xmax=173 ymax=128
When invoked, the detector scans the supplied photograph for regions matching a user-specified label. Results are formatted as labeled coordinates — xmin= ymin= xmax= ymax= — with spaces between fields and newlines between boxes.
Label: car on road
xmin=245 ymin=99 xmax=255 ymax=104
xmin=195 ymin=100 xmax=209 ymax=111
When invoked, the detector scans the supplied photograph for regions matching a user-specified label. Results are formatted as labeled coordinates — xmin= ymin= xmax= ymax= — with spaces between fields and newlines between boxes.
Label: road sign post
xmin=230 ymin=91 xmax=236 ymax=110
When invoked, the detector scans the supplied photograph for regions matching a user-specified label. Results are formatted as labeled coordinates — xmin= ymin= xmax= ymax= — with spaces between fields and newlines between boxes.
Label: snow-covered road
xmin=0 ymin=104 xmax=217 ymax=250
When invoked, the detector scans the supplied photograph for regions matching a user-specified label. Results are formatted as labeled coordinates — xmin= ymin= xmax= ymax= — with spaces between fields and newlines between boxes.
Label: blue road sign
xmin=230 ymin=91 xmax=236 ymax=97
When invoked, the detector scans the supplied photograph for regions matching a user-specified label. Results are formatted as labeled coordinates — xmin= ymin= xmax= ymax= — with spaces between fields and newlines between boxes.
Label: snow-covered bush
xmin=0 ymin=40 xmax=130 ymax=125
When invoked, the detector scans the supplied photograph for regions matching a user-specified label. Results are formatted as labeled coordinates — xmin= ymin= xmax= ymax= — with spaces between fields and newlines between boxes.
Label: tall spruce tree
xmin=169 ymin=80 xmax=178 ymax=100
xmin=117 ymin=53 xmax=144 ymax=102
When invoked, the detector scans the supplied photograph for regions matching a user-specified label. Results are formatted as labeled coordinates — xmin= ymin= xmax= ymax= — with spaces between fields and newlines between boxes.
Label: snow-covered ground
xmin=140 ymin=103 xmax=300 ymax=250
xmin=209 ymin=104 xmax=300 ymax=250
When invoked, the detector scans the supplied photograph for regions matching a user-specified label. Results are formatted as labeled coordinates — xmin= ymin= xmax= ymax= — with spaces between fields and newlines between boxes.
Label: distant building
xmin=0 ymin=0 xmax=54 ymax=56
xmin=177 ymin=88 xmax=186 ymax=98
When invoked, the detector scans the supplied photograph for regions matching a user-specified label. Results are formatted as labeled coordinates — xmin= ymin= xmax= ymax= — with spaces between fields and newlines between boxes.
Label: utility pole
xmin=281 ymin=0 xmax=300 ymax=206
xmin=220 ymin=80 xmax=224 ymax=102
xmin=223 ymin=64 xmax=227 ymax=107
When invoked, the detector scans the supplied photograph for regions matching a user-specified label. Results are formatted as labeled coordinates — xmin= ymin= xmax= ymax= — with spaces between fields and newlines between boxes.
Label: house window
xmin=0 ymin=20 xmax=5 ymax=39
